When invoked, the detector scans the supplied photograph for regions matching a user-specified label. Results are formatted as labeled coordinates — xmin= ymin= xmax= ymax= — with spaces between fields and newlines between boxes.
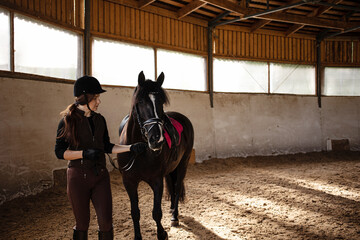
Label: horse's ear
xmin=138 ymin=71 xmax=145 ymax=86
xmin=157 ymin=72 xmax=164 ymax=86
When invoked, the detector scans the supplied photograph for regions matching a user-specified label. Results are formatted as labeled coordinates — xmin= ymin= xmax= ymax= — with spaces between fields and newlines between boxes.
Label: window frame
xmin=0 ymin=7 xmax=83 ymax=81
xmin=91 ymin=37 xmax=156 ymax=87
xmin=269 ymin=62 xmax=316 ymax=96
xmin=213 ymin=57 xmax=317 ymax=96
xmin=156 ymin=48 xmax=207 ymax=91
xmin=322 ymin=66 xmax=360 ymax=96
xmin=213 ymin=58 xmax=269 ymax=94
xmin=13 ymin=13 xmax=82 ymax=80
xmin=0 ymin=8 xmax=11 ymax=71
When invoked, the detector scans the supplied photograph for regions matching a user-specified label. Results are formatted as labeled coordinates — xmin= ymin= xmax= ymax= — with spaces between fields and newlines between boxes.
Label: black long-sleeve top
xmin=55 ymin=110 xmax=115 ymax=160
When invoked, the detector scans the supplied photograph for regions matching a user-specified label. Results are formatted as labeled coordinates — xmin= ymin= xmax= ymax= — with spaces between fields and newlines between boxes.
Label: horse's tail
xmin=165 ymin=149 xmax=191 ymax=203
xmin=165 ymin=169 xmax=186 ymax=203
xmin=178 ymin=181 xmax=186 ymax=203
xmin=165 ymin=177 xmax=185 ymax=203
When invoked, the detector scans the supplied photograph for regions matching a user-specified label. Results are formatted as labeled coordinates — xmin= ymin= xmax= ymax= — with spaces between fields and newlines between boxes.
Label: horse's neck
xmin=126 ymin=113 xmax=143 ymax=142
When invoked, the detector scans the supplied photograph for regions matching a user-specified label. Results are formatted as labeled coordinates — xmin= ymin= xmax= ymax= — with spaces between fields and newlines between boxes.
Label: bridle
xmin=107 ymin=104 xmax=158 ymax=172
xmin=110 ymin=92 xmax=165 ymax=172
xmin=134 ymin=94 xmax=165 ymax=142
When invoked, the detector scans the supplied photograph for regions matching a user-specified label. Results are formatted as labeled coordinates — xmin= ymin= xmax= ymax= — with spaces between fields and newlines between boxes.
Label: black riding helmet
xmin=74 ymin=76 xmax=106 ymax=110
xmin=74 ymin=76 xmax=106 ymax=97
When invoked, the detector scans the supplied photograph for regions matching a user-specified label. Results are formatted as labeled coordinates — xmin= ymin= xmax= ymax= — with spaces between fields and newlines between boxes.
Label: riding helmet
xmin=74 ymin=76 xmax=106 ymax=97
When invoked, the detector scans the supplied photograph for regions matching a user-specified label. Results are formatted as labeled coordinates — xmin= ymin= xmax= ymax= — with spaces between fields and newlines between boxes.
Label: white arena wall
xmin=0 ymin=76 xmax=359 ymax=204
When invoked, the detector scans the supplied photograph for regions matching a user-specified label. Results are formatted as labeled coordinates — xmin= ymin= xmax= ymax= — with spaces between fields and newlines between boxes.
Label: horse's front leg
xmin=124 ymin=179 xmax=142 ymax=240
xmin=150 ymin=178 xmax=168 ymax=240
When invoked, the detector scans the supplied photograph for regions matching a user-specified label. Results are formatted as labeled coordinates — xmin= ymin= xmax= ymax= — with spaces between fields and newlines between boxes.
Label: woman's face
xmin=88 ymin=94 xmax=101 ymax=112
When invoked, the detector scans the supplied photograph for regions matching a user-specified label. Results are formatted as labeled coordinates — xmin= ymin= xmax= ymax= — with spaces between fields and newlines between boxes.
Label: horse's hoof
xmin=171 ymin=219 xmax=179 ymax=227
xmin=159 ymin=231 xmax=168 ymax=240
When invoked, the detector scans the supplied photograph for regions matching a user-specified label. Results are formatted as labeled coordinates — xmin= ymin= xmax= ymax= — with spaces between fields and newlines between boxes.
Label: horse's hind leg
xmin=170 ymin=154 xmax=190 ymax=227
xmin=165 ymin=172 xmax=176 ymax=213
xmin=123 ymin=179 xmax=142 ymax=240
xmin=150 ymin=178 xmax=168 ymax=240
xmin=167 ymin=171 xmax=180 ymax=227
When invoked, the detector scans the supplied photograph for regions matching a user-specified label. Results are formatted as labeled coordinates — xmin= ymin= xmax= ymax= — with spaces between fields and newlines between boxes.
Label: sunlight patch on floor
xmin=196 ymin=217 xmax=247 ymax=240
xmin=209 ymin=189 xmax=344 ymax=238
xmin=292 ymin=178 xmax=360 ymax=202
xmin=257 ymin=168 xmax=360 ymax=202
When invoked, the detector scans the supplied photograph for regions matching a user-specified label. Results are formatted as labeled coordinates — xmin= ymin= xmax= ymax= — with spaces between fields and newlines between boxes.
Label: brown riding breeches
xmin=67 ymin=167 xmax=113 ymax=232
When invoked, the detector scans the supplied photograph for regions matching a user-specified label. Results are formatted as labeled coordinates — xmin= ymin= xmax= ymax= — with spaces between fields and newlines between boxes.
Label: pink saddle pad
xmin=164 ymin=118 xmax=183 ymax=148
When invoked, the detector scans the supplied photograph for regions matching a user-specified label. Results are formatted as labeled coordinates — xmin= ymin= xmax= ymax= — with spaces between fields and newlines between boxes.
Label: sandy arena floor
xmin=1 ymin=151 xmax=360 ymax=240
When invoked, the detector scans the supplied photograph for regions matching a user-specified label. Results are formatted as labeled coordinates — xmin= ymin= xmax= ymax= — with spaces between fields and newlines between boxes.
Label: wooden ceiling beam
xmin=202 ymin=0 xmax=351 ymax=30
xmin=138 ymin=0 xmax=156 ymax=9
xmin=285 ymin=0 xmax=344 ymax=36
xmin=239 ymin=0 xmax=247 ymax=8
xmin=203 ymin=0 xmax=246 ymax=16
xmin=308 ymin=0 xmax=344 ymax=17
xmin=178 ymin=0 xmax=207 ymax=19
xmin=253 ymin=11 xmax=349 ymax=30
xmin=285 ymin=24 xmax=304 ymax=36
xmin=250 ymin=19 xmax=271 ymax=32
xmin=249 ymin=1 xmax=303 ymax=34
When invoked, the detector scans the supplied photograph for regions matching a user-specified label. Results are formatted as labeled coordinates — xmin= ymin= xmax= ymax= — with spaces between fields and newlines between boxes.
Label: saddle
xmin=163 ymin=115 xmax=182 ymax=149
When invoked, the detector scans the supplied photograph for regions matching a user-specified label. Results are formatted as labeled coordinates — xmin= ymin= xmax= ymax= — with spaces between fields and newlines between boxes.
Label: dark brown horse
xmin=117 ymin=71 xmax=194 ymax=240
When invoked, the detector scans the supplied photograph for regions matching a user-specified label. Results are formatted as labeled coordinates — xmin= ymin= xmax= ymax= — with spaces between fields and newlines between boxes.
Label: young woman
xmin=55 ymin=76 xmax=146 ymax=240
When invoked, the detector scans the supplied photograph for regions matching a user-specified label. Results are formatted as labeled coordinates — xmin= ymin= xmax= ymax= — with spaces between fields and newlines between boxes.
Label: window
xmin=14 ymin=14 xmax=81 ymax=79
xmin=0 ymin=9 xmax=10 ymax=71
xmin=157 ymin=49 xmax=206 ymax=91
xmin=214 ymin=59 xmax=268 ymax=93
xmin=270 ymin=63 xmax=315 ymax=95
xmin=323 ymin=67 xmax=360 ymax=96
xmin=92 ymin=38 xmax=155 ymax=86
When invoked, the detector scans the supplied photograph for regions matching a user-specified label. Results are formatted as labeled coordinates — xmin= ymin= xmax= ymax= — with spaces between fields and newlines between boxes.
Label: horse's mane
xmin=132 ymin=79 xmax=170 ymax=108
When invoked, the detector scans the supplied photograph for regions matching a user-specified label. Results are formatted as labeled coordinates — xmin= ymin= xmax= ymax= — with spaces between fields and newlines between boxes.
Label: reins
xmin=106 ymin=153 xmax=136 ymax=172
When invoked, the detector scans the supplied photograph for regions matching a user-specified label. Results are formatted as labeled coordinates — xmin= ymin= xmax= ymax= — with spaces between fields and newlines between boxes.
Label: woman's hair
xmin=57 ymin=94 xmax=96 ymax=147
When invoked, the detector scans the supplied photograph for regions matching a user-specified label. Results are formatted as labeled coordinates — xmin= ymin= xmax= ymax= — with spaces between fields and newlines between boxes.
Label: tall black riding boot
xmin=73 ymin=229 xmax=88 ymax=240
xmin=98 ymin=227 xmax=114 ymax=240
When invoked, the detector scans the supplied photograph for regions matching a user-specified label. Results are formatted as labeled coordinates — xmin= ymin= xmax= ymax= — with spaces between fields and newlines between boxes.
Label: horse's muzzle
xmin=143 ymin=119 xmax=165 ymax=152
xmin=148 ymin=136 xmax=164 ymax=152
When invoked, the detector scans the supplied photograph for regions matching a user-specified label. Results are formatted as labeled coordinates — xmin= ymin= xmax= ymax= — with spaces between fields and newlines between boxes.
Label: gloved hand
xmin=130 ymin=142 xmax=147 ymax=154
xmin=83 ymin=149 xmax=102 ymax=161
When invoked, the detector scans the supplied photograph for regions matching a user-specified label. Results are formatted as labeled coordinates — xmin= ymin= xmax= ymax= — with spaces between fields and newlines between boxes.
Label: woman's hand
xmin=130 ymin=142 xmax=147 ymax=154
xmin=83 ymin=149 xmax=102 ymax=161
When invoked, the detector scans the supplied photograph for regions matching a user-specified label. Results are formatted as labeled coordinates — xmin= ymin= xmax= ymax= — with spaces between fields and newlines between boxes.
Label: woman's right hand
xmin=83 ymin=149 xmax=102 ymax=161
xmin=130 ymin=142 xmax=147 ymax=154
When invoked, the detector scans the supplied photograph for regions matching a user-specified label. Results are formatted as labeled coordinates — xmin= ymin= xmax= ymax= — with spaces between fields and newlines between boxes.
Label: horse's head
xmin=132 ymin=71 xmax=169 ymax=152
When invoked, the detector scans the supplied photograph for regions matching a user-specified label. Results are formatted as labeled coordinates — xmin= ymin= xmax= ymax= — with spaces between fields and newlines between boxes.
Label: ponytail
xmin=57 ymin=103 xmax=81 ymax=147
xmin=57 ymin=94 xmax=96 ymax=147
